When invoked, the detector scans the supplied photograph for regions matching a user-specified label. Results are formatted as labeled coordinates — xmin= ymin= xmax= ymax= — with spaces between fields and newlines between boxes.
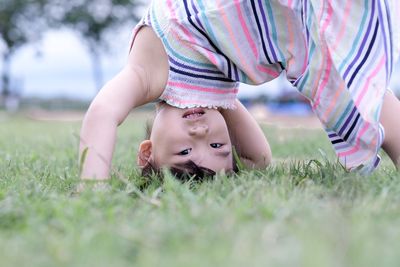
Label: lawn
xmin=0 ymin=110 xmax=399 ymax=267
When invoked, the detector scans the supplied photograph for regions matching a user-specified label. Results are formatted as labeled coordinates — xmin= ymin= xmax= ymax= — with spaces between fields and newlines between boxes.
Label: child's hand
xmin=221 ymin=99 xmax=272 ymax=169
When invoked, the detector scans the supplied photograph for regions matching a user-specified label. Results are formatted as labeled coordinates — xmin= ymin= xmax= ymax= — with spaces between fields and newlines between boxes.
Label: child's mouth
xmin=183 ymin=108 xmax=205 ymax=119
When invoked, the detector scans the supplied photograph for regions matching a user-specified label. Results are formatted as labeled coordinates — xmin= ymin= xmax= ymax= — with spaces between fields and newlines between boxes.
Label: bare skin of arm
xmin=79 ymin=27 xmax=168 ymax=180
xmin=220 ymin=100 xmax=272 ymax=169
xmin=380 ymin=91 xmax=400 ymax=168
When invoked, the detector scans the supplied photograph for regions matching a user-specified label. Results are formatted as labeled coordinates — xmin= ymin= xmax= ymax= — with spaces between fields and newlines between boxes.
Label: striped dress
xmin=131 ymin=0 xmax=400 ymax=173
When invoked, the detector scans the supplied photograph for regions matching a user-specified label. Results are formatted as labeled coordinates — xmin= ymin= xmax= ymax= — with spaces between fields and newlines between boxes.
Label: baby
xmin=79 ymin=27 xmax=271 ymax=180
xmin=80 ymin=0 xmax=400 ymax=181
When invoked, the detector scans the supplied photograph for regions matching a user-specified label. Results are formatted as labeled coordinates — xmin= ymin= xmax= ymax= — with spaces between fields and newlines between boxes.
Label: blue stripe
xmin=184 ymin=0 xmax=233 ymax=78
xmin=343 ymin=0 xmax=376 ymax=81
xmin=347 ymin=19 xmax=380 ymax=88
xmin=189 ymin=0 xmax=206 ymax=32
xmin=378 ymin=0 xmax=392 ymax=82
xmin=295 ymin=42 xmax=315 ymax=92
xmin=333 ymin=102 xmax=355 ymax=130
xmin=264 ymin=1 xmax=286 ymax=67
xmin=169 ymin=56 xmax=225 ymax=75
xmin=338 ymin=106 xmax=357 ymax=136
xmin=339 ymin=0 xmax=370 ymax=73
xmin=170 ymin=66 xmax=234 ymax=82
xmin=151 ymin=7 xmax=216 ymax=69
xmin=344 ymin=113 xmax=360 ymax=141
xmin=250 ymin=0 xmax=273 ymax=64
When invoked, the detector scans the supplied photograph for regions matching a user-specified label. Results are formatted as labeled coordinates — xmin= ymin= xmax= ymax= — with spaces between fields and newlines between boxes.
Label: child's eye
xmin=178 ymin=148 xmax=192 ymax=155
xmin=210 ymin=143 xmax=223 ymax=148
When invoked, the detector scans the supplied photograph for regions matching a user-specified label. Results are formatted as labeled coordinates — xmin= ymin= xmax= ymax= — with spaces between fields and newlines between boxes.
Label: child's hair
xmin=141 ymin=159 xmax=216 ymax=182
xmin=140 ymin=119 xmax=239 ymax=182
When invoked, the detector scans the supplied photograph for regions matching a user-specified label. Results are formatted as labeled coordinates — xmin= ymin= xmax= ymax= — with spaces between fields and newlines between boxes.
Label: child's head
xmin=137 ymin=103 xmax=237 ymax=179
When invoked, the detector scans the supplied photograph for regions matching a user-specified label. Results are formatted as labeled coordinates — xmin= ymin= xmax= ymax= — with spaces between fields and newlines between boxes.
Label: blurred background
xmin=1 ymin=0 xmax=399 ymax=115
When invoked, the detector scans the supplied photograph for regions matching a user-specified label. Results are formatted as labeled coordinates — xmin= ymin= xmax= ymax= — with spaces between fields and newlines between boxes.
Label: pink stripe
xmin=312 ymin=2 xmax=334 ymax=111
xmin=283 ymin=1 xmax=308 ymax=76
xmin=180 ymin=22 xmax=218 ymax=65
xmin=355 ymin=55 xmax=386 ymax=106
xmin=168 ymin=81 xmax=238 ymax=94
xmin=166 ymin=0 xmax=219 ymax=65
xmin=320 ymin=1 xmax=334 ymax=37
xmin=312 ymin=52 xmax=332 ymax=111
xmin=169 ymin=29 xmax=196 ymax=54
xmin=180 ymin=26 xmax=196 ymax=44
xmin=300 ymin=37 xmax=309 ymax=75
xmin=331 ymin=0 xmax=353 ymax=52
xmin=350 ymin=136 xmax=378 ymax=168
xmin=256 ymin=65 xmax=280 ymax=77
xmin=322 ymin=81 xmax=345 ymax=119
xmin=215 ymin=0 xmax=254 ymax=78
xmin=169 ymin=28 xmax=218 ymax=66
xmin=234 ymin=0 xmax=258 ymax=58
xmin=166 ymin=0 xmax=176 ymax=17
xmin=338 ymin=123 xmax=369 ymax=158
xmin=165 ymin=96 xmax=212 ymax=105
xmin=178 ymin=26 xmax=218 ymax=65
xmin=283 ymin=5 xmax=296 ymax=71
xmin=163 ymin=95 xmax=235 ymax=106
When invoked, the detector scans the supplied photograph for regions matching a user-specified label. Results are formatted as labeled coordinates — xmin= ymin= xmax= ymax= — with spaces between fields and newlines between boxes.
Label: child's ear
xmin=137 ymin=140 xmax=152 ymax=167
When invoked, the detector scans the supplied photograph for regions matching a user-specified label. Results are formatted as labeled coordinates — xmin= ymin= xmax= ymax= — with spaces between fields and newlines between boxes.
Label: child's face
xmin=141 ymin=104 xmax=233 ymax=172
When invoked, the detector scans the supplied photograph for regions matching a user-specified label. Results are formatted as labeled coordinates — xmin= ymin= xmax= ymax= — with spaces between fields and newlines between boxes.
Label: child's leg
xmin=380 ymin=91 xmax=400 ymax=167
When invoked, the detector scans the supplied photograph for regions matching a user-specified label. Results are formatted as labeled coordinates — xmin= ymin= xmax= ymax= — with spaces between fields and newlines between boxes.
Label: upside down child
xmin=79 ymin=0 xmax=400 ymax=180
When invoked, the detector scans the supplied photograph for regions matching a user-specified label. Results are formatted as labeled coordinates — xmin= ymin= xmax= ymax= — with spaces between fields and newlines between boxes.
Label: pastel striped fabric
xmin=131 ymin=0 xmax=399 ymax=173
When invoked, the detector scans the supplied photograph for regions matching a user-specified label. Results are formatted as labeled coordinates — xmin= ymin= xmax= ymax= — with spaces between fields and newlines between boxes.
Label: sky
xmin=4 ymin=29 xmax=128 ymax=100
xmin=1 ymin=28 xmax=400 ymax=101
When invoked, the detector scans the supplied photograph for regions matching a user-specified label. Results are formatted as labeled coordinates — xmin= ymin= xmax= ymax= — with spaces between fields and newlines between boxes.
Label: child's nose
xmin=189 ymin=125 xmax=209 ymax=136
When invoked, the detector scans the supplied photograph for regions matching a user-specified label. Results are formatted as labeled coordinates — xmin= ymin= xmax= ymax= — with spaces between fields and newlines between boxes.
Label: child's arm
xmin=79 ymin=27 xmax=168 ymax=180
xmin=79 ymin=66 xmax=153 ymax=180
xmin=220 ymin=99 xmax=272 ymax=169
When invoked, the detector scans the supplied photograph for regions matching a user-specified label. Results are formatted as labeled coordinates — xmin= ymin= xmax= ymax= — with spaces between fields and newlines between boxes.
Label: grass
xmin=0 ymin=110 xmax=400 ymax=267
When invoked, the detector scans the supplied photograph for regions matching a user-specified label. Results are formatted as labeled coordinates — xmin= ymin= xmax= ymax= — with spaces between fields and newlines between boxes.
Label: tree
xmin=46 ymin=0 xmax=143 ymax=91
xmin=0 ymin=0 xmax=47 ymax=99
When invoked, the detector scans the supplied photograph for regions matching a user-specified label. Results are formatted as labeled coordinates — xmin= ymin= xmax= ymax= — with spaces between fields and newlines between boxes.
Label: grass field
xmin=1 ymin=110 xmax=400 ymax=267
